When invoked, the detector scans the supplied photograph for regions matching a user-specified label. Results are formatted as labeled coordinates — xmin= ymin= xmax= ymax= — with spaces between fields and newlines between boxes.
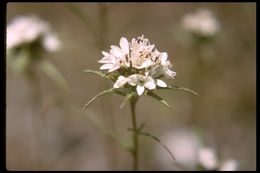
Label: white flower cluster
xmin=7 ymin=15 xmax=60 ymax=52
xmin=181 ymin=9 xmax=220 ymax=37
xmin=198 ymin=147 xmax=238 ymax=171
xmin=157 ymin=131 xmax=238 ymax=171
xmin=98 ymin=35 xmax=176 ymax=95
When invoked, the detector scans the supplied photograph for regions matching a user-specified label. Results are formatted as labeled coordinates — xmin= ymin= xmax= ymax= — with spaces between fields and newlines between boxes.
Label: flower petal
xmin=144 ymin=77 xmax=156 ymax=90
xmin=119 ymin=37 xmax=129 ymax=54
xmin=156 ymin=79 xmax=167 ymax=87
xmin=160 ymin=52 xmax=168 ymax=65
xmin=102 ymin=51 xmax=110 ymax=57
xmin=110 ymin=45 xmax=123 ymax=58
xmin=164 ymin=68 xmax=176 ymax=78
xmin=98 ymin=56 xmax=113 ymax=63
xmin=128 ymin=74 xmax=140 ymax=86
xmin=113 ymin=76 xmax=128 ymax=88
xmin=108 ymin=64 xmax=120 ymax=72
xmin=100 ymin=63 xmax=113 ymax=70
xmin=136 ymin=85 xmax=145 ymax=95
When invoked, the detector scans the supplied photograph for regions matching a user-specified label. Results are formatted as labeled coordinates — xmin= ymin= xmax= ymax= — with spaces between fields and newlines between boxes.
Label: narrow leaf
xmin=140 ymin=131 xmax=175 ymax=161
xmin=128 ymin=129 xmax=176 ymax=161
xmin=158 ymin=85 xmax=198 ymax=96
xmin=82 ymin=88 xmax=114 ymax=110
xmin=147 ymin=91 xmax=172 ymax=109
xmin=83 ymin=69 xmax=110 ymax=80
xmin=137 ymin=122 xmax=146 ymax=132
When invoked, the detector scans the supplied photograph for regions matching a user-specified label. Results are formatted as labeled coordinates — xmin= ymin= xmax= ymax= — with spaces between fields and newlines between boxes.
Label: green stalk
xmin=130 ymin=97 xmax=139 ymax=171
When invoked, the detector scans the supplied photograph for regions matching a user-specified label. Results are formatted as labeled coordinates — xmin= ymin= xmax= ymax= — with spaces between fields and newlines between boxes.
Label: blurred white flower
xmin=198 ymin=147 xmax=218 ymax=170
xmin=181 ymin=9 xmax=220 ymax=37
xmin=7 ymin=15 xmax=60 ymax=53
xmin=219 ymin=159 xmax=238 ymax=171
xmin=98 ymin=35 xmax=176 ymax=95
xmin=155 ymin=130 xmax=239 ymax=171
xmin=43 ymin=34 xmax=61 ymax=52
xmin=156 ymin=130 xmax=201 ymax=169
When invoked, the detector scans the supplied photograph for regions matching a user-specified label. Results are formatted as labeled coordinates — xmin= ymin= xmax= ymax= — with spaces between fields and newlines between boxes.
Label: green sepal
xmin=147 ymin=91 xmax=172 ymax=109
xmin=82 ymin=88 xmax=126 ymax=110
xmin=158 ymin=85 xmax=199 ymax=96
xmin=83 ymin=69 xmax=111 ymax=80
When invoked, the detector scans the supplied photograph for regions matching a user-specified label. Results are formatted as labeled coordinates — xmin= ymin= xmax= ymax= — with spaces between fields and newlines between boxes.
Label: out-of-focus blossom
xmin=198 ymin=147 xmax=218 ymax=169
xmin=156 ymin=130 xmax=201 ymax=169
xmin=219 ymin=159 xmax=238 ymax=171
xmin=181 ymin=9 xmax=220 ymax=37
xmin=6 ymin=15 xmax=60 ymax=53
xmin=43 ymin=34 xmax=61 ymax=52
xmin=155 ymin=130 xmax=238 ymax=171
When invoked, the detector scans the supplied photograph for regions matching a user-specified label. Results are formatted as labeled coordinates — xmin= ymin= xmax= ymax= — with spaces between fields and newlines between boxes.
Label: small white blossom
xmin=219 ymin=159 xmax=238 ymax=171
xmin=198 ymin=147 xmax=218 ymax=170
xmin=99 ymin=37 xmax=130 ymax=72
xmin=6 ymin=15 xmax=60 ymax=53
xmin=128 ymin=74 xmax=156 ymax=95
xmin=181 ymin=9 xmax=220 ymax=37
xmin=113 ymin=76 xmax=129 ymax=88
xmin=43 ymin=34 xmax=61 ymax=52
xmin=99 ymin=51 xmax=122 ymax=72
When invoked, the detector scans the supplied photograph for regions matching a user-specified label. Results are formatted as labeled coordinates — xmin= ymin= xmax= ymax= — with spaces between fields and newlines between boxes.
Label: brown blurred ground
xmin=6 ymin=3 xmax=256 ymax=170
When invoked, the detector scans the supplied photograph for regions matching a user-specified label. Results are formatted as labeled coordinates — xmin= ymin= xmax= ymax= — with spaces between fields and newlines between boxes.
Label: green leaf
xmin=128 ymin=129 xmax=176 ymax=161
xmin=147 ymin=91 xmax=172 ymax=109
xmin=39 ymin=60 xmax=68 ymax=91
xmin=137 ymin=122 xmax=146 ymax=132
xmin=120 ymin=93 xmax=136 ymax=109
xmin=83 ymin=69 xmax=110 ymax=80
xmin=82 ymin=88 xmax=126 ymax=110
xmin=82 ymin=88 xmax=114 ymax=110
xmin=158 ymin=85 xmax=198 ymax=96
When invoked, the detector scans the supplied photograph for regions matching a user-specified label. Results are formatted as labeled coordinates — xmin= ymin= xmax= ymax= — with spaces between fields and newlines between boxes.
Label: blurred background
xmin=6 ymin=3 xmax=256 ymax=171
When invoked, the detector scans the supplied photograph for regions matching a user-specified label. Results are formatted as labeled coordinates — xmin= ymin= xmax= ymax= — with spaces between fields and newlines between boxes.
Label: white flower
xmin=181 ymin=9 xmax=220 ymax=37
xmin=130 ymin=50 xmax=154 ymax=69
xmin=198 ymin=147 xmax=218 ymax=170
xmin=110 ymin=37 xmax=129 ymax=59
xmin=219 ymin=159 xmax=238 ymax=171
xmin=130 ymin=35 xmax=155 ymax=69
xmin=127 ymin=74 xmax=167 ymax=95
xmin=98 ymin=51 xmax=121 ymax=72
xmin=127 ymin=74 xmax=156 ymax=95
xmin=43 ymin=34 xmax=61 ymax=52
xmin=149 ymin=51 xmax=176 ymax=79
xmin=98 ymin=35 xmax=176 ymax=95
xmin=99 ymin=37 xmax=130 ymax=72
xmin=7 ymin=15 xmax=60 ymax=53
xmin=113 ymin=76 xmax=129 ymax=88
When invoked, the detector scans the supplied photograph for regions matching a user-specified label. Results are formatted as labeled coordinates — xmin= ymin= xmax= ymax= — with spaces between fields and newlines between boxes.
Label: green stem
xmin=130 ymin=98 xmax=138 ymax=171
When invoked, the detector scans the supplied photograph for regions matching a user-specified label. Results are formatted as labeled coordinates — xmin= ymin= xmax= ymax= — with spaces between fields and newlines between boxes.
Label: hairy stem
xmin=130 ymin=98 xmax=139 ymax=171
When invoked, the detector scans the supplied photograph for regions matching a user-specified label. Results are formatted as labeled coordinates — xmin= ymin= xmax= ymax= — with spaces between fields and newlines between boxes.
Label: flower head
xmin=7 ymin=15 xmax=61 ymax=53
xmin=181 ymin=9 xmax=220 ymax=37
xmin=98 ymin=35 xmax=176 ymax=96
